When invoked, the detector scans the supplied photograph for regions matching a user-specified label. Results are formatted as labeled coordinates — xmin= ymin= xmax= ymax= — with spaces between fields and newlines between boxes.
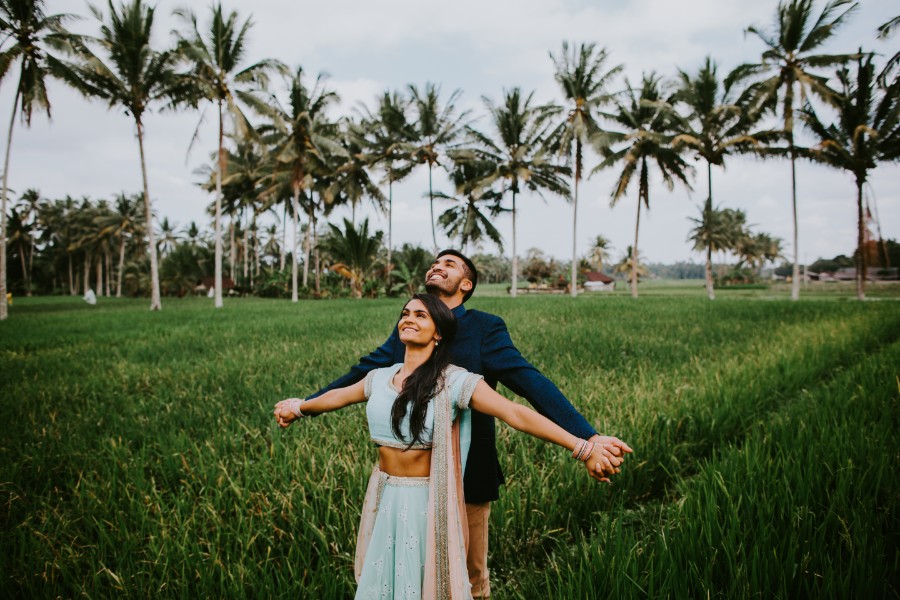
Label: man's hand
xmin=273 ymin=399 xmax=302 ymax=428
xmin=585 ymin=435 xmax=633 ymax=482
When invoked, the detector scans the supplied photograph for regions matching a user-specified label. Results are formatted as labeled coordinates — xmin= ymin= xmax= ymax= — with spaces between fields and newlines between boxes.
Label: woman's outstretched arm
xmin=468 ymin=380 xmax=631 ymax=483
xmin=274 ymin=379 xmax=367 ymax=428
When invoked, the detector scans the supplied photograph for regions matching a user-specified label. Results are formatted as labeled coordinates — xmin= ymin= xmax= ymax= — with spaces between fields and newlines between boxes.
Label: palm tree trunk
xmin=784 ymin=87 xmax=800 ymax=302
xmin=429 ymin=163 xmax=437 ymax=250
xmin=213 ymin=101 xmax=224 ymax=308
xmin=290 ymin=185 xmax=300 ymax=303
xmin=570 ymin=143 xmax=581 ymax=298
xmin=19 ymin=247 xmax=27 ymax=294
xmin=252 ymin=213 xmax=258 ymax=288
xmin=0 ymin=89 xmax=19 ymax=320
xmin=314 ymin=214 xmax=320 ymax=294
xmin=27 ymin=227 xmax=34 ymax=297
xmin=105 ymin=250 xmax=112 ymax=296
xmin=511 ymin=189 xmax=518 ymax=299
xmin=386 ymin=179 xmax=393 ymax=287
xmin=68 ymin=254 xmax=75 ymax=296
xmin=83 ymin=253 xmax=91 ymax=295
xmin=856 ymin=177 xmax=866 ymax=300
xmin=95 ymin=253 xmax=103 ymax=297
xmin=706 ymin=162 xmax=715 ymax=300
xmin=632 ymin=191 xmax=642 ymax=299
xmin=20 ymin=243 xmax=31 ymax=296
xmin=790 ymin=151 xmax=800 ymax=301
xmin=117 ymin=237 xmax=126 ymax=297
xmin=303 ymin=198 xmax=312 ymax=288
xmin=136 ymin=118 xmax=162 ymax=310
xmin=229 ymin=221 xmax=236 ymax=280
xmin=243 ymin=210 xmax=249 ymax=284
xmin=280 ymin=202 xmax=287 ymax=272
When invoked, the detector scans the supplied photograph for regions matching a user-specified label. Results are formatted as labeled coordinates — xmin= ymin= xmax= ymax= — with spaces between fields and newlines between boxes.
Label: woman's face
xmin=398 ymin=298 xmax=441 ymax=348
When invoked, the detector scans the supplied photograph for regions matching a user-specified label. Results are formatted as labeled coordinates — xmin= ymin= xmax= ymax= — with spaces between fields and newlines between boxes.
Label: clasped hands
xmin=273 ymin=398 xmax=303 ymax=429
xmin=585 ymin=435 xmax=633 ymax=483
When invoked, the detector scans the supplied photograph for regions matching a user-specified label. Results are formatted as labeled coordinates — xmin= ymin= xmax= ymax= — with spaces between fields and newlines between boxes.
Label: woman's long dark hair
xmin=390 ymin=294 xmax=457 ymax=449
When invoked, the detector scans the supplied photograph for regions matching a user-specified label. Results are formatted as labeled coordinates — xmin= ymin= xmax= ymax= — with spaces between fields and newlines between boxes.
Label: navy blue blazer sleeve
xmin=308 ymin=329 xmax=399 ymax=398
xmin=480 ymin=313 xmax=597 ymax=440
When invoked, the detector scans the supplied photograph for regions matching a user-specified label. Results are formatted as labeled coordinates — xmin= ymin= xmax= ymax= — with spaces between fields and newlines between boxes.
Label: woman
xmin=274 ymin=294 xmax=628 ymax=599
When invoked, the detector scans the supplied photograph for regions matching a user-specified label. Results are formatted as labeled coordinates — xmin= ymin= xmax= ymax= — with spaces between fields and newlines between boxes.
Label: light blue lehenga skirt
xmin=355 ymin=473 xmax=431 ymax=600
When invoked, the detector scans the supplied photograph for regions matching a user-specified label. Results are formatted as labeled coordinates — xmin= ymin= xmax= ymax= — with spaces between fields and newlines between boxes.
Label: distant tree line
xmin=2 ymin=0 xmax=898 ymax=318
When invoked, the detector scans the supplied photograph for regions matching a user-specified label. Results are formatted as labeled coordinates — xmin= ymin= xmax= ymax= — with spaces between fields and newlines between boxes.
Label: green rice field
xmin=1 ymin=291 xmax=898 ymax=598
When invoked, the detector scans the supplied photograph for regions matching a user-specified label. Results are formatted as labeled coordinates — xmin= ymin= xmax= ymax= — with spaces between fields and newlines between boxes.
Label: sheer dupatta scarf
xmin=355 ymin=366 xmax=483 ymax=599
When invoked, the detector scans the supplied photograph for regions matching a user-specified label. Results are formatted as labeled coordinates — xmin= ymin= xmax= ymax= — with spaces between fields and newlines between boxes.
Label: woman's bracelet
xmin=571 ymin=439 xmax=594 ymax=462
xmin=289 ymin=398 xmax=308 ymax=418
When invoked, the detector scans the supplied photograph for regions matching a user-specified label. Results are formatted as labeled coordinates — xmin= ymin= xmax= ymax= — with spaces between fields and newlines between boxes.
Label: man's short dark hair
xmin=437 ymin=249 xmax=478 ymax=303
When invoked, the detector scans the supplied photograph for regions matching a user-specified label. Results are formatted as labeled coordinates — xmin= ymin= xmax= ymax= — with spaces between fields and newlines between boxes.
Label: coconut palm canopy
xmin=1 ymin=0 xmax=897 ymax=272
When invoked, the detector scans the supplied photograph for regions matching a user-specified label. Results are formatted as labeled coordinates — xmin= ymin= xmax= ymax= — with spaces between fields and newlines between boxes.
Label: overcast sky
xmin=3 ymin=0 xmax=898 ymax=265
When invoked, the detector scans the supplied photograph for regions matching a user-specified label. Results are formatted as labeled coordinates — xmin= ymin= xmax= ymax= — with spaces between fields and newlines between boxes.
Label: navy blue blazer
xmin=312 ymin=303 xmax=598 ymax=502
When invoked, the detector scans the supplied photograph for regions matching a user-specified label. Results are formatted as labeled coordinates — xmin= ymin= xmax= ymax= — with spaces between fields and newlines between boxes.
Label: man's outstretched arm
xmin=307 ymin=329 xmax=399 ymax=399
xmin=481 ymin=315 xmax=631 ymax=464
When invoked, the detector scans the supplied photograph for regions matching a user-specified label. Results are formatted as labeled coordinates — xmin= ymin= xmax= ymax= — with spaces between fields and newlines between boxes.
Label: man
xmin=307 ymin=249 xmax=631 ymax=598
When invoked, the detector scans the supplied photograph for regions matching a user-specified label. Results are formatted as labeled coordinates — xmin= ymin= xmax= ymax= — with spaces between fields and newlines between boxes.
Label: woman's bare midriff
xmin=378 ymin=446 xmax=432 ymax=477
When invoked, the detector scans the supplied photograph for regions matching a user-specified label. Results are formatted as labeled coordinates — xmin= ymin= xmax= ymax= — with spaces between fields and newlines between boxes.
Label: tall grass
xmin=1 ymin=295 xmax=897 ymax=598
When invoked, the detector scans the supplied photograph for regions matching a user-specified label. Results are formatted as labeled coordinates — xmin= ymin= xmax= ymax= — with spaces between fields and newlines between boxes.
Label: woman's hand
xmin=273 ymin=398 xmax=303 ymax=428
xmin=584 ymin=438 xmax=630 ymax=483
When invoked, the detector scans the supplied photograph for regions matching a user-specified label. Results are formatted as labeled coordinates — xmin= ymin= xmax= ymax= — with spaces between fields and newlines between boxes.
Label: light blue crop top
xmin=364 ymin=365 xmax=482 ymax=469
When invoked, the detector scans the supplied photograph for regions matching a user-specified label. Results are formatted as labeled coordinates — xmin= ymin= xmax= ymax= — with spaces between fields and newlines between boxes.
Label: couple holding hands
xmin=274 ymin=249 xmax=631 ymax=599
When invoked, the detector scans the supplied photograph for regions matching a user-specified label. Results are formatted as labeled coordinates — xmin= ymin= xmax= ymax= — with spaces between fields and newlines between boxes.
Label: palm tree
xmin=61 ymin=0 xmax=192 ymax=310
xmin=468 ymin=88 xmax=570 ymax=297
xmin=40 ymin=194 xmax=79 ymax=294
xmin=155 ymin=216 xmax=180 ymax=258
xmin=688 ymin=199 xmax=739 ymax=299
xmin=319 ymin=217 xmax=383 ymax=298
xmin=434 ymin=158 xmax=505 ymax=254
xmin=596 ymin=73 xmax=693 ymax=298
xmin=68 ymin=196 xmax=100 ymax=295
xmin=735 ymin=230 xmax=784 ymax=275
xmin=876 ymin=15 xmax=899 ymax=85
xmin=586 ymin=234 xmax=613 ymax=272
xmin=91 ymin=199 xmax=116 ymax=296
xmin=0 ymin=0 xmax=79 ymax=317
xmin=332 ymin=119 xmax=386 ymax=225
xmin=14 ymin=187 xmax=42 ymax=295
xmin=612 ymin=245 xmax=647 ymax=280
xmin=257 ymin=67 xmax=339 ymax=302
xmin=260 ymin=222 xmax=281 ymax=265
xmin=96 ymin=192 xmax=143 ymax=296
xmin=550 ymin=42 xmax=623 ymax=297
xmin=34 ymin=195 xmax=66 ymax=292
xmin=5 ymin=204 xmax=32 ymax=293
xmin=801 ymin=53 xmax=900 ymax=299
xmin=174 ymin=3 xmax=283 ymax=308
xmin=221 ymin=133 xmax=269 ymax=286
xmin=729 ymin=0 xmax=858 ymax=300
xmin=673 ymin=58 xmax=771 ymax=207
xmin=358 ymin=90 xmax=415 ymax=281
xmin=407 ymin=82 xmax=469 ymax=249
xmin=389 ymin=242 xmax=432 ymax=296
xmin=183 ymin=220 xmax=204 ymax=248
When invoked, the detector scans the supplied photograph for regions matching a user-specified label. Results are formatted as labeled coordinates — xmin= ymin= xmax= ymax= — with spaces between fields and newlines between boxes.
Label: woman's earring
xmin=435 ymin=339 xmax=440 ymax=346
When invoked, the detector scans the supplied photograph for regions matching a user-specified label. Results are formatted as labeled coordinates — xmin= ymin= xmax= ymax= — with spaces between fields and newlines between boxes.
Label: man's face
xmin=425 ymin=255 xmax=472 ymax=299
